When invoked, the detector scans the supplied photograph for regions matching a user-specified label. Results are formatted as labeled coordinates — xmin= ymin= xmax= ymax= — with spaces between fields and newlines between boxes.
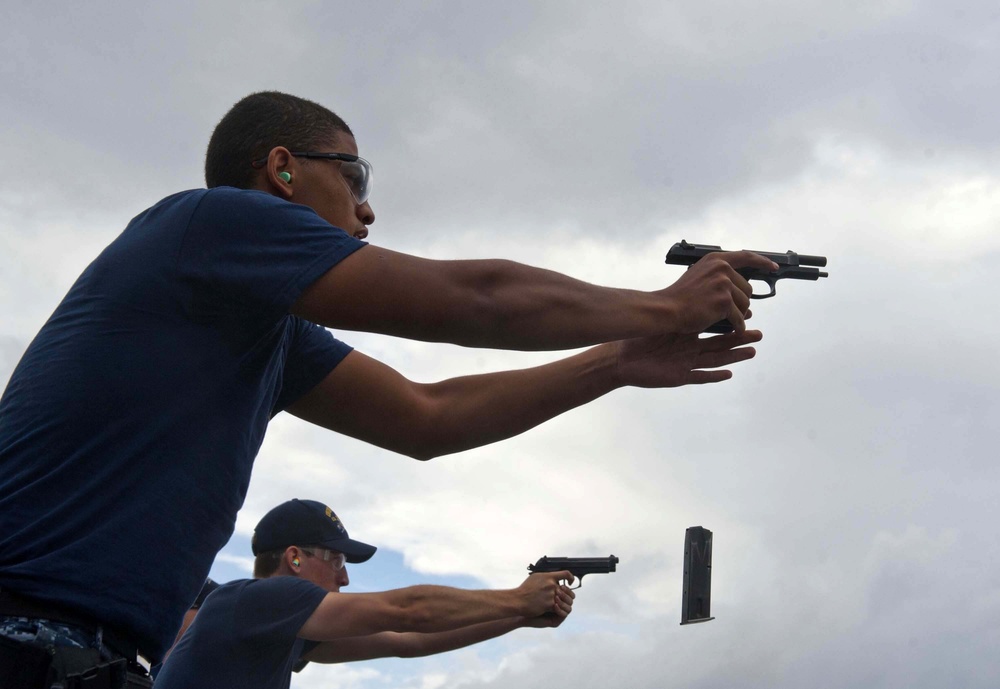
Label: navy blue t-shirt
xmin=0 ymin=188 xmax=365 ymax=661
xmin=154 ymin=576 xmax=328 ymax=689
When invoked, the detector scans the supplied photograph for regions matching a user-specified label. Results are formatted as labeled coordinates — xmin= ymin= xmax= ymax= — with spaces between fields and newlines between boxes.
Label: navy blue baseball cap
xmin=251 ymin=499 xmax=377 ymax=563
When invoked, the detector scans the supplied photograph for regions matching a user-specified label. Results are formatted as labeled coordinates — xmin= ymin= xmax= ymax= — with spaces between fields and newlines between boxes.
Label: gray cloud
xmin=2 ymin=2 xmax=999 ymax=688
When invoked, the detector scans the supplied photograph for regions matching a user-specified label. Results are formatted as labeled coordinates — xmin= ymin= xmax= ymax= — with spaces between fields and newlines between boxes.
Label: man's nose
xmin=356 ymin=201 xmax=374 ymax=228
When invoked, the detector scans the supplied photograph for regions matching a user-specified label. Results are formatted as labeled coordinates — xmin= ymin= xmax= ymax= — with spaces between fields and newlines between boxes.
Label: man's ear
xmin=259 ymin=146 xmax=296 ymax=199
xmin=285 ymin=546 xmax=302 ymax=572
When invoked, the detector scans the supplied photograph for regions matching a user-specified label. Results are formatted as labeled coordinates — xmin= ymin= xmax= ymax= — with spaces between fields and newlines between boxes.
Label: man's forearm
xmin=306 ymin=618 xmax=528 ymax=664
xmin=407 ymin=258 xmax=670 ymax=350
xmin=301 ymin=586 xmax=524 ymax=641
xmin=289 ymin=344 xmax=622 ymax=460
xmin=380 ymin=585 xmax=524 ymax=632
xmin=393 ymin=617 xmax=527 ymax=658
xmin=406 ymin=345 xmax=621 ymax=458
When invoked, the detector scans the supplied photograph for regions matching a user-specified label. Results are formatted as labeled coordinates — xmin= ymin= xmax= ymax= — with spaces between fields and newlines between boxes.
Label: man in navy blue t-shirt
xmin=155 ymin=499 xmax=576 ymax=689
xmin=0 ymin=91 xmax=776 ymax=684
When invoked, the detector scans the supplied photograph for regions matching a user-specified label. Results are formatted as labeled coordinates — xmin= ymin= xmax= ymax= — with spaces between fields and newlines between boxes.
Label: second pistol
xmin=528 ymin=555 xmax=619 ymax=589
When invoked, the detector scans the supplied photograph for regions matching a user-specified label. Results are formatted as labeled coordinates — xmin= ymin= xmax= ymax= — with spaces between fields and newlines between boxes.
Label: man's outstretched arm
xmin=302 ymin=610 xmax=568 ymax=664
xmin=287 ymin=328 xmax=761 ymax=460
xmin=291 ymin=245 xmax=777 ymax=348
xmin=295 ymin=572 xmax=573 ymax=643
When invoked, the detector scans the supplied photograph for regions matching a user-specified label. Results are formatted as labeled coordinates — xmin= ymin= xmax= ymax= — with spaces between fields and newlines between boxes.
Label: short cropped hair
xmin=205 ymin=91 xmax=354 ymax=189
xmin=253 ymin=550 xmax=284 ymax=579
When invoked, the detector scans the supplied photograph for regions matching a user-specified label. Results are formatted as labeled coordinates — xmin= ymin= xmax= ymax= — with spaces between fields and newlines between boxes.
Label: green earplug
xmin=278 ymin=171 xmax=292 ymax=183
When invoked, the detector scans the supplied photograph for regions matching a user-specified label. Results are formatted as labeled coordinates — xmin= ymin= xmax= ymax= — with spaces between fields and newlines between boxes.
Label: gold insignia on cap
xmin=325 ymin=506 xmax=339 ymax=522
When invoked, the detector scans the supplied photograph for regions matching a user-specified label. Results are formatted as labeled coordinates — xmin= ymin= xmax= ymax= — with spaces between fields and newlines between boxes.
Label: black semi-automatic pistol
xmin=665 ymin=239 xmax=829 ymax=333
xmin=528 ymin=555 xmax=619 ymax=589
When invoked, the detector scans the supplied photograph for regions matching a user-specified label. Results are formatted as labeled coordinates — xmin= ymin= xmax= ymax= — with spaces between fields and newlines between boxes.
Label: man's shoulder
xmin=138 ymin=187 xmax=297 ymax=224
xmin=190 ymin=186 xmax=311 ymax=219
xmin=208 ymin=577 xmax=329 ymax=644
xmin=211 ymin=576 xmax=327 ymax=607
xmin=245 ymin=575 xmax=328 ymax=596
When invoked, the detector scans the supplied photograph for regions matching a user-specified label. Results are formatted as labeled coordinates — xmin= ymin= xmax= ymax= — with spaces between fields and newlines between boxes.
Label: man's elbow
xmin=392 ymin=411 xmax=459 ymax=461
xmin=397 ymin=444 xmax=438 ymax=462
xmin=390 ymin=603 xmax=441 ymax=634
xmin=393 ymin=641 xmax=429 ymax=659
xmin=402 ymin=443 xmax=468 ymax=463
xmin=409 ymin=451 xmax=436 ymax=462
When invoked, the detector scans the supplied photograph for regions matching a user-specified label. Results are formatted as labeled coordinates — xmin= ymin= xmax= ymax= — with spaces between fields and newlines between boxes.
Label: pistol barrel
xmin=796 ymin=253 xmax=827 ymax=267
xmin=528 ymin=555 xmax=619 ymax=574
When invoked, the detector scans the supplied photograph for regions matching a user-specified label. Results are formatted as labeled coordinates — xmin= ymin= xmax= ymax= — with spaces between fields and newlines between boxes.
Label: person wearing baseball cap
xmin=250 ymin=498 xmax=378 ymax=567
xmin=154 ymin=499 xmax=576 ymax=689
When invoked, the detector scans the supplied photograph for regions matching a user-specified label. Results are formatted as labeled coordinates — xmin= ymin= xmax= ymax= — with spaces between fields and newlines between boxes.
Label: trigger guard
xmin=750 ymin=279 xmax=777 ymax=299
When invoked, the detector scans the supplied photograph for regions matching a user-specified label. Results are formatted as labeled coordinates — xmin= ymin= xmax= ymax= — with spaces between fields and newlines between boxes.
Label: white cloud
xmin=213 ymin=553 xmax=255 ymax=575
xmin=4 ymin=2 xmax=1000 ymax=688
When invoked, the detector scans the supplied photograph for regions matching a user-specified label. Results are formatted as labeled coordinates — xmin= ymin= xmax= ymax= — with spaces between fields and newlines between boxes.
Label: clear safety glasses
xmin=300 ymin=547 xmax=347 ymax=571
xmin=251 ymin=151 xmax=374 ymax=205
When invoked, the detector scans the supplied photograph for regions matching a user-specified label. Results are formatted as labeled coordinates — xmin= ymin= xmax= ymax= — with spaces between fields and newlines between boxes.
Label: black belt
xmin=0 ymin=587 xmax=151 ymax=668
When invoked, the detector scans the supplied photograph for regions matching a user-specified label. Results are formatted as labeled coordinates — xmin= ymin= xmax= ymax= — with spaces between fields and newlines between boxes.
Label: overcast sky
xmin=3 ymin=1 xmax=999 ymax=687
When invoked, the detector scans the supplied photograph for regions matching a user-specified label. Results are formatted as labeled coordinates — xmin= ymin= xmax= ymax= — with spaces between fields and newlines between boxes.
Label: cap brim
xmin=320 ymin=537 xmax=377 ymax=564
